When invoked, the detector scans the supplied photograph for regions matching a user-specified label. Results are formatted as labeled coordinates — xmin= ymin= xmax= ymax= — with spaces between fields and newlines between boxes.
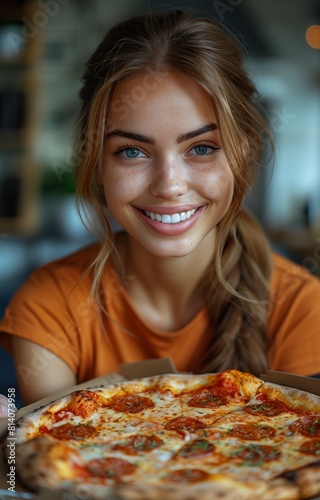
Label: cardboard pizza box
xmin=260 ymin=369 xmax=320 ymax=396
xmin=1 ymin=358 xmax=320 ymax=499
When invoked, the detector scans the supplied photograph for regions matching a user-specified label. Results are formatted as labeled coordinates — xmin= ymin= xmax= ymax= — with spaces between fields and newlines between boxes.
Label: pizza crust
xmin=287 ymin=462 xmax=320 ymax=499
xmin=110 ymin=481 xmax=263 ymax=500
xmin=257 ymin=382 xmax=320 ymax=413
xmin=11 ymin=436 xmax=84 ymax=491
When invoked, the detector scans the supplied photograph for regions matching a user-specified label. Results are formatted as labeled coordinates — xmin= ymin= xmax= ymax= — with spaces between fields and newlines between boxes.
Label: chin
xmin=140 ymin=239 xmax=202 ymax=259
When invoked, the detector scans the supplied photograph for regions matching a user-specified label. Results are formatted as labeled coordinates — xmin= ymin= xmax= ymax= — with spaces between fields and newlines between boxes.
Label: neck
xmin=113 ymin=232 xmax=215 ymax=331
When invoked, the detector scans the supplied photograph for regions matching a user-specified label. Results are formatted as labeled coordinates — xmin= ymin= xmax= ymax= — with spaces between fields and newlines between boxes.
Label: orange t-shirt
xmin=1 ymin=244 xmax=320 ymax=380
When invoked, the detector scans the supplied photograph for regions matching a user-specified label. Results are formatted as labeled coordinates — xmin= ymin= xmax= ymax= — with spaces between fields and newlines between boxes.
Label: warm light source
xmin=306 ymin=25 xmax=320 ymax=49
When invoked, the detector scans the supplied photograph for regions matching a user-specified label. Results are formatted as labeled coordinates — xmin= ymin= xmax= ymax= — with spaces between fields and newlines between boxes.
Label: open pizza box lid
xmin=1 ymin=358 xmax=320 ymax=499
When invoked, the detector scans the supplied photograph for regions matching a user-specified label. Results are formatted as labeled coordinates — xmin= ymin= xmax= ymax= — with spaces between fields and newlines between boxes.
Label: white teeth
xmin=144 ymin=208 xmax=197 ymax=224
xmin=161 ymin=214 xmax=171 ymax=223
xmin=170 ymin=213 xmax=181 ymax=224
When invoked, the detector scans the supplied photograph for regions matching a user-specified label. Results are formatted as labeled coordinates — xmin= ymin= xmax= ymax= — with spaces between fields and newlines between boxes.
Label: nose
xmin=149 ymin=156 xmax=188 ymax=199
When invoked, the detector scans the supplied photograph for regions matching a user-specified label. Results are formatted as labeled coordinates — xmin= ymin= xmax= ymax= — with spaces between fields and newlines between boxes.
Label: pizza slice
xmin=177 ymin=370 xmax=264 ymax=427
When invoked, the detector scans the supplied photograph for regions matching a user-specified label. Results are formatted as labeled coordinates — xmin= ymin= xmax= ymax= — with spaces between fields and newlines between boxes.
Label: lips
xmin=143 ymin=208 xmax=197 ymax=224
xmin=133 ymin=205 xmax=206 ymax=236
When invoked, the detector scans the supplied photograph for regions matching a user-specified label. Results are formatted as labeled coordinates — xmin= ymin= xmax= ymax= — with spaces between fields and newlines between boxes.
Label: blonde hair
xmin=75 ymin=9 xmax=273 ymax=375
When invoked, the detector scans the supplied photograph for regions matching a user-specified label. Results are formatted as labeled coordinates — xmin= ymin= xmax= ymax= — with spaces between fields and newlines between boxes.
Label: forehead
xmin=107 ymin=70 xmax=217 ymax=130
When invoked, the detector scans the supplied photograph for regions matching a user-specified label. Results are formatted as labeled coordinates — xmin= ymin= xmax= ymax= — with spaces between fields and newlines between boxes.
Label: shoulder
xmin=268 ymin=253 xmax=320 ymax=375
xmin=270 ymin=252 xmax=320 ymax=310
xmin=272 ymin=253 xmax=320 ymax=286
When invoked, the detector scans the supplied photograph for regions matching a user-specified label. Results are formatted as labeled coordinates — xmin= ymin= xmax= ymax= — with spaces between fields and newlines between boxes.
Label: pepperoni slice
xmin=234 ymin=444 xmax=281 ymax=464
xmin=50 ymin=423 xmax=96 ymax=440
xmin=113 ymin=434 xmax=163 ymax=455
xmin=164 ymin=468 xmax=209 ymax=483
xmin=178 ymin=439 xmax=214 ymax=458
xmin=108 ymin=394 xmax=154 ymax=413
xmin=289 ymin=415 xmax=320 ymax=437
xmin=299 ymin=439 xmax=320 ymax=455
xmin=245 ymin=398 xmax=288 ymax=417
xmin=164 ymin=416 xmax=205 ymax=432
xmin=231 ymin=424 xmax=276 ymax=440
xmin=188 ymin=390 xmax=228 ymax=408
xmin=187 ymin=375 xmax=241 ymax=408
xmin=87 ymin=457 xmax=136 ymax=478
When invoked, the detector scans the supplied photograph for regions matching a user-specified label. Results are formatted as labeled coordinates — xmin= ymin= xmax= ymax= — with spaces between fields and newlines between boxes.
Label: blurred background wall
xmin=0 ymin=0 xmax=319 ymax=403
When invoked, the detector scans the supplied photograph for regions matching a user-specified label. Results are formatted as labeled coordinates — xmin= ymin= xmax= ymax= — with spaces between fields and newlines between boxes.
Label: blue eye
xmin=191 ymin=144 xmax=213 ymax=155
xmin=122 ymin=147 xmax=141 ymax=158
xmin=114 ymin=146 xmax=147 ymax=159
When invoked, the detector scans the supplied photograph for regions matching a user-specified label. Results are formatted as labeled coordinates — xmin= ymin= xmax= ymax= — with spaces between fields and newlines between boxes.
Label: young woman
xmin=1 ymin=9 xmax=320 ymax=407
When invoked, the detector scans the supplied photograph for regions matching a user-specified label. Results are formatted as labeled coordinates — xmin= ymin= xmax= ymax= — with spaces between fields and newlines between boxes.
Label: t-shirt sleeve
xmin=268 ymin=255 xmax=320 ymax=376
xmin=0 ymin=265 xmax=81 ymax=374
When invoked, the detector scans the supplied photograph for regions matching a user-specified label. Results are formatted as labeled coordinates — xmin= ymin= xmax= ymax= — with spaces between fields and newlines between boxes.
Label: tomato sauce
xmin=54 ymin=390 xmax=101 ymax=421
xmin=215 ymin=373 xmax=239 ymax=398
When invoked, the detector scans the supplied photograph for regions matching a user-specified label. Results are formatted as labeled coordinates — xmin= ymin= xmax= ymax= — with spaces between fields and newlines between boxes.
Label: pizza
xmin=4 ymin=370 xmax=320 ymax=499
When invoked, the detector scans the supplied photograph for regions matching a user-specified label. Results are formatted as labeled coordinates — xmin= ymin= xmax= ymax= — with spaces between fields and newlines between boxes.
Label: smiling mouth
xmin=142 ymin=208 xmax=198 ymax=224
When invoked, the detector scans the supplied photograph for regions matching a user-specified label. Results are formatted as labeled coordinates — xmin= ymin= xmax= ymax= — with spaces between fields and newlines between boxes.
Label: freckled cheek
xmin=103 ymin=171 xmax=148 ymax=204
xmin=200 ymin=169 xmax=234 ymax=203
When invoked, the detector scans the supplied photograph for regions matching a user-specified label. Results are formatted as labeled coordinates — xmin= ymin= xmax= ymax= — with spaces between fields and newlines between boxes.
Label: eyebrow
xmin=106 ymin=130 xmax=155 ymax=144
xmin=106 ymin=123 xmax=219 ymax=145
xmin=177 ymin=123 xmax=219 ymax=143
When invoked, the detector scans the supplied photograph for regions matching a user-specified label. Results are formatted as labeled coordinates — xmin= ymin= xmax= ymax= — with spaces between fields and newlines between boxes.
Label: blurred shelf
xmin=0 ymin=214 xmax=38 ymax=234
xmin=268 ymin=226 xmax=320 ymax=275
xmin=0 ymin=130 xmax=32 ymax=149
xmin=0 ymin=0 xmax=42 ymax=235
xmin=0 ymin=1 xmax=36 ymax=21
xmin=268 ymin=226 xmax=319 ymax=254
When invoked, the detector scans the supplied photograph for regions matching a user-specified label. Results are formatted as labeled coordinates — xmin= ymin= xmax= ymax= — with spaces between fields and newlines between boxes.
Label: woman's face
xmin=103 ymin=70 xmax=234 ymax=259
